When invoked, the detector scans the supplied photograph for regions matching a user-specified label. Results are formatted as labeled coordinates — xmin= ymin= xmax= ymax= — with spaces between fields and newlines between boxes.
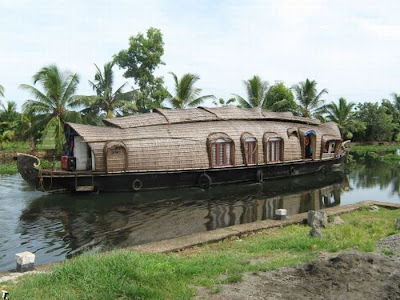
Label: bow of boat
xmin=16 ymin=153 xmax=40 ymax=188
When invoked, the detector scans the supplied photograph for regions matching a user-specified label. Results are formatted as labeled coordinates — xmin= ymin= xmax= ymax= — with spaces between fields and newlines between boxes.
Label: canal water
xmin=0 ymin=160 xmax=399 ymax=271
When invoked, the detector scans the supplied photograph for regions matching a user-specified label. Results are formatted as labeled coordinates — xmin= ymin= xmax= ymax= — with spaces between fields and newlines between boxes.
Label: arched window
xmin=263 ymin=132 xmax=283 ymax=163
xmin=241 ymin=132 xmax=258 ymax=165
xmin=208 ymin=133 xmax=235 ymax=167
xmin=287 ymin=128 xmax=298 ymax=138
xmin=321 ymin=135 xmax=341 ymax=159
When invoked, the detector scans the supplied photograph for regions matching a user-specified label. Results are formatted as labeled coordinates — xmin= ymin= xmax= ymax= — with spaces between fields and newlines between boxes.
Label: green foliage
xmin=212 ymin=97 xmax=236 ymax=107
xmin=0 ymin=162 xmax=18 ymax=174
xmin=20 ymin=65 xmax=80 ymax=152
xmin=168 ymin=72 xmax=215 ymax=109
xmin=353 ymin=102 xmax=398 ymax=142
xmin=0 ymin=84 xmax=4 ymax=98
xmin=264 ymin=81 xmax=297 ymax=112
xmin=233 ymin=75 xmax=269 ymax=108
xmin=381 ymin=98 xmax=400 ymax=140
xmin=0 ymin=140 xmax=29 ymax=151
xmin=323 ymin=98 xmax=365 ymax=139
xmin=114 ymin=28 xmax=168 ymax=112
xmin=350 ymin=144 xmax=400 ymax=161
xmin=72 ymin=61 xmax=137 ymax=119
xmin=0 ymin=101 xmax=21 ymax=148
xmin=292 ymin=78 xmax=327 ymax=118
xmin=0 ymin=159 xmax=59 ymax=174
xmin=7 ymin=208 xmax=399 ymax=299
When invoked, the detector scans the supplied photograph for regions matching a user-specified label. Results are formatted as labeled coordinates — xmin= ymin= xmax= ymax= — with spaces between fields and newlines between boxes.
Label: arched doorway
xmin=304 ymin=130 xmax=316 ymax=159
xmin=104 ymin=141 xmax=128 ymax=173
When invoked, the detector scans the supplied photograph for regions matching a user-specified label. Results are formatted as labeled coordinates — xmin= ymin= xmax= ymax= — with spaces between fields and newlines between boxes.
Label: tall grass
xmin=5 ymin=207 xmax=399 ymax=300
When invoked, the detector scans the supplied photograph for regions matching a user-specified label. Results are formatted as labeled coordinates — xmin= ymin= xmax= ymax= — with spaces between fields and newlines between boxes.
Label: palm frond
xmin=0 ymin=84 xmax=4 ymax=98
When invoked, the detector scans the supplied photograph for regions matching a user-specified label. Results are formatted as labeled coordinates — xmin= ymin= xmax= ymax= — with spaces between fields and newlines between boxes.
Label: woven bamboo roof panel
xmin=68 ymin=116 xmax=341 ymax=172
xmin=66 ymin=123 xmax=121 ymax=142
xmin=103 ymin=113 xmax=168 ymax=129
xmin=200 ymin=106 xmax=264 ymax=120
xmin=156 ymin=108 xmax=218 ymax=123
xmin=99 ymin=107 xmax=320 ymax=130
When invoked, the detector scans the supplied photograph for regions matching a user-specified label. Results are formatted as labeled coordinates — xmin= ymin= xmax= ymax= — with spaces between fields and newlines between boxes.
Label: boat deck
xmin=40 ymin=169 xmax=101 ymax=177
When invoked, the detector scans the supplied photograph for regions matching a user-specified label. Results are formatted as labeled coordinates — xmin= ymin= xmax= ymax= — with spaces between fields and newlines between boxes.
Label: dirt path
xmin=197 ymin=234 xmax=400 ymax=300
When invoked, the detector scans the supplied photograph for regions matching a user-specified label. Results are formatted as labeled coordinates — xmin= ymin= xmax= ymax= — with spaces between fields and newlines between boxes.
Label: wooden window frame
xmin=267 ymin=137 xmax=283 ymax=163
xmin=211 ymin=139 xmax=233 ymax=167
xmin=244 ymin=138 xmax=257 ymax=165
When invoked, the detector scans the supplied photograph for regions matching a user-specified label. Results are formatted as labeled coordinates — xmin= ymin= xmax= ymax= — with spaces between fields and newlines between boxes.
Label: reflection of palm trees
xmin=350 ymin=161 xmax=400 ymax=196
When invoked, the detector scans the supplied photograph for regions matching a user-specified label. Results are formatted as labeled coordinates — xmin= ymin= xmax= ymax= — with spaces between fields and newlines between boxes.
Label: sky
xmin=1 ymin=0 xmax=400 ymax=111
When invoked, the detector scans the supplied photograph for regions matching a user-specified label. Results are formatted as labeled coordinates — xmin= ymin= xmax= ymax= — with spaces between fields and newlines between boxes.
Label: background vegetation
xmin=0 ymin=28 xmax=399 ymax=153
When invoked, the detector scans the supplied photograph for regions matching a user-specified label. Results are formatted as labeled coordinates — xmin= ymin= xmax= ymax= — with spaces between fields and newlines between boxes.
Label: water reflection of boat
xmin=20 ymin=170 xmax=348 ymax=257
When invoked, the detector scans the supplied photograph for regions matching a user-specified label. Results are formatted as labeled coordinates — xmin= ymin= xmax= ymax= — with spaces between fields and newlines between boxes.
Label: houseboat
xmin=17 ymin=106 xmax=346 ymax=193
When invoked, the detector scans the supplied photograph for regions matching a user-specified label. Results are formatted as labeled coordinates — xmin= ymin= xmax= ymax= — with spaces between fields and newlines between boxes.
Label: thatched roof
xmin=66 ymin=107 xmax=330 ymax=145
xmin=103 ymin=106 xmax=320 ymax=129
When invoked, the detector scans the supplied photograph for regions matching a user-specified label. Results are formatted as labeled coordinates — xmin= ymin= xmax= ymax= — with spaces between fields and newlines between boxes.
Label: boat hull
xmin=17 ymin=153 xmax=346 ymax=193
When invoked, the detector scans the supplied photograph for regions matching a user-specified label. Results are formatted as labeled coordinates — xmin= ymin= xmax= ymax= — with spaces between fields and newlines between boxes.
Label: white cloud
xmin=353 ymin=18 xmax=400 ymax=38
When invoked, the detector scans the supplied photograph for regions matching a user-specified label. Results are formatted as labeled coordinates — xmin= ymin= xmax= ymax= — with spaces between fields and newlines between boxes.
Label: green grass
xmin=0 ymin=160 xmax=61 ymax=175
xmin=4 ymin=207 xmax=399 ymax=299
xmin=0 ymin=127 xmax=56 ymax=151
xmin=0 ymin=162 xmax=18 ymax=174
xmin=0 ymin=140 xmax=30 ymax=151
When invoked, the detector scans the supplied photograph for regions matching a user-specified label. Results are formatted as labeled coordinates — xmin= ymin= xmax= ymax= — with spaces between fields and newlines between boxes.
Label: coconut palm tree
xmin=392 ymin=93 xmax=400 ymax=111
xmin=0 ymin=101 xmax=19 ymax=124
xmin=20 ymin=65 xmax=80 ymax=152
xmin=0 ymin=101 xmax=19 ymax=149
xmin=73 ymin=61 xmax=136 ymax=119
xmin=233 ymin=75 xmax=269 ymax=108
xmin=324 ymin=97 xmax=365 ymax=139
xmin=168 ymin=72 xmax=215 ymax=109
xmin=212 ymin=97 xmax=236 ymax=107
xmin=292 ymin=79 xmax=328 ymax=118
xmin=0 ymin=84 xmax=4 ymax=106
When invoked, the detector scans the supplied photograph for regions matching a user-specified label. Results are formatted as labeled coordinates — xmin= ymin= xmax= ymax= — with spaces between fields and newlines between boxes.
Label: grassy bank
xmin=3 ymin=206 xmax=399 ymax=299
xmin=349 ymin=144 xmax=400 ymax=161
xmin=0 ymin=162 xmax=18 ymax=174
xmin=0 ymin=160 xmax=61 ymax=175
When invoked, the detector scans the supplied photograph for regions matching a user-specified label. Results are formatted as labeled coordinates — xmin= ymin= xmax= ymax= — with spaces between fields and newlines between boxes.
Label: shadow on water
xmin=15 ymin=170 xmax=348 ymax=264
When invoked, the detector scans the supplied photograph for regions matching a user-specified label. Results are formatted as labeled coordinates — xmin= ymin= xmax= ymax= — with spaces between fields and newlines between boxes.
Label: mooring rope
xmin=38 ymin=169 xmax=45 ymax=192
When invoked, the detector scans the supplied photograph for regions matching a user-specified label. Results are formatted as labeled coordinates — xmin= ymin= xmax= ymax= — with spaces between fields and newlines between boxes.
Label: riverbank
xmin=348 ymin=143 xmax=400 ymax=161
xmin=0 ymin=159 xmax=60 ymax=174
xmin=1 ymin=201 xmax=399 ymax=299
